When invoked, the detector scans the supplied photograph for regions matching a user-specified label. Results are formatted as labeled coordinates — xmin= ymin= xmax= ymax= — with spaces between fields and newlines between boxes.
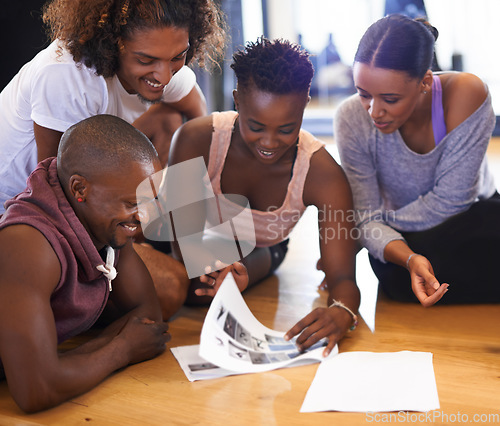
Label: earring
xmin=77 ymin=197 xmax=84 ymax=203
xmin=423 ymin=90 xmax=428 ymax=94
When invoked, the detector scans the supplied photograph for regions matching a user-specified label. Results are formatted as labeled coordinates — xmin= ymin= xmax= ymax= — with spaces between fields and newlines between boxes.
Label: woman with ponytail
xmin=334 ymin=14 xmax=500 ymax=306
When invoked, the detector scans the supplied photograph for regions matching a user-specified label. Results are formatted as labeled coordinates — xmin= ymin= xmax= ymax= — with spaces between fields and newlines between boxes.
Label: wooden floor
xmin=0 ymin=143 xmax=499 ymax=425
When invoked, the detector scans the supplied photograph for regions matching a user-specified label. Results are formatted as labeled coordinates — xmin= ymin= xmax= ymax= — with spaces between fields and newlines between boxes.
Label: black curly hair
xmin=231 ymin=37 xmax=314 ymax=95
xmin=43 ymin=0 xmax=227 ymax=78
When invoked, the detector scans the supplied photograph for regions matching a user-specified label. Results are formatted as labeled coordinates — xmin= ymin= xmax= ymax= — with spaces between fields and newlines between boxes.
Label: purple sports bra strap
xmin=432 ymin=75 xmax=447 ymax=145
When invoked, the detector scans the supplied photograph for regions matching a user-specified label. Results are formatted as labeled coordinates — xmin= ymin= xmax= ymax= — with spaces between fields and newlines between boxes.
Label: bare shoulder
xmin=0 ymin=224 xmax=61 ymax=295
xmin=441 ymin=72 xmax=488 ymax=131
xmin=303 ymin=147 xmax=352 ymax=206
xmin=306 ymin=147 xmax=346 ymax=184
xmin=169 ymin=114 xmax=214 ymax=166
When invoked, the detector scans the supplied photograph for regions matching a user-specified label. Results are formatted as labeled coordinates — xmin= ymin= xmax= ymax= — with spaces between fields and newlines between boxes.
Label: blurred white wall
xmin=426 ymin=0 xmax=499 ymax=112
xmin=256 ymin=0 xmax=499 ymax=113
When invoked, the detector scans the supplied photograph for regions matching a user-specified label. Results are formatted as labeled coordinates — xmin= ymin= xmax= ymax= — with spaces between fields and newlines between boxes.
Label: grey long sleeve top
xmin=335 ymin=92 xmax=496 ymax=262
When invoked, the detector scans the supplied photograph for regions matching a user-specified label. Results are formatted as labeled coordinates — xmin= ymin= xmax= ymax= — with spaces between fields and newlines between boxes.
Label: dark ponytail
xmin=415 ymin=17 xmax=439 ymax=42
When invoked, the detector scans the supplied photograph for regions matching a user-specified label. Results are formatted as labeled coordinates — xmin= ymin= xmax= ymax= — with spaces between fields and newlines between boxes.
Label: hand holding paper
xmin=196 ymin=261 xmax=249 ymax=298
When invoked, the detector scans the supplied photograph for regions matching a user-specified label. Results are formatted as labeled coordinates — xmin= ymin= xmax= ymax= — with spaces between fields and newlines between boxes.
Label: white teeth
xmin=260 ymin=150 xmax=273 ymax=156
xmin=123 ymin=225 xmax=137 ymax=231
xmin=144 ymin=79 xmax=162 ymax=88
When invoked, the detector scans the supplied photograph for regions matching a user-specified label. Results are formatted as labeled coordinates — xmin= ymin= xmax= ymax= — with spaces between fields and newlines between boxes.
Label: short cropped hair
xmin=57 ymin=114 xmax=158 ymax=185
xmin=231 ymin=37 xmax=314 ymax=95
xmin=354 ymin=14 xmax=438 ymax=80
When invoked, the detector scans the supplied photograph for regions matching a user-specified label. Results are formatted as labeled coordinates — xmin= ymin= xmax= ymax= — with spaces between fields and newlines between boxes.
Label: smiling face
xmin=116 ymin=25 xmax=190 ymax=103
xmin=233 ymin=85 xmax=309 ymax=164
xmin=352 ymin=62 xmax=427 ymax=134
xmin=77 ymin=159 xmax=161 ymax=250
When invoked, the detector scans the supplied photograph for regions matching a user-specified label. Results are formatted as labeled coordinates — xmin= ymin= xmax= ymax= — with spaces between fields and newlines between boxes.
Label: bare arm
xmin=168 ymin=118 xmax=249 ymax=300
xmin=285 ymin=149 xmax=360 ymax=356
xmin=0 ymin=226 xmax=168 ymax=413
xmin=135 ymin=84 xmax=207 ymax=138
xmin=167 ymin=84 xmax=207 ymax=119
xmin=443 ymin=72 xmax=488 ymax=132
xmin=165 ymin=115 xmax=212 ymax=266
xmin=109 ymin=240 xmax=164 ymax=320
xmin=133 ymin=85 xmax=207 ymax=166
xmin=33 ymin=122 xmax=63 ymax=162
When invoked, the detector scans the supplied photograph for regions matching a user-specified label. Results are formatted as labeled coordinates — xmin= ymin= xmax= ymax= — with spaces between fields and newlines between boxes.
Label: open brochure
xmin=171 ymin=273 xmax=337 ymax=381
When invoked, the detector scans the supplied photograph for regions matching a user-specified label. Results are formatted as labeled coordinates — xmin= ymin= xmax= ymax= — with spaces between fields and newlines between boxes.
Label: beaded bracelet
xmin=406 ymin=253 xmax=419 ymax=269
xmin=329 ymin=300 xmax=358 ymax=331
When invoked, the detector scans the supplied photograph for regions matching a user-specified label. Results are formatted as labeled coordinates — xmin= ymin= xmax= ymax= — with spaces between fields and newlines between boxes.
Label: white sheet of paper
xmin=171 ymin=273 xmax=337 ymax=381
xmin=300 ymin=351 xmax=440 ymax=413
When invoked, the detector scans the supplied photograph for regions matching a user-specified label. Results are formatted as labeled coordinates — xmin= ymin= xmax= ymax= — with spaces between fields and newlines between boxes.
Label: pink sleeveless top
xmin=208 ymin=111 xmax=324 ymax=247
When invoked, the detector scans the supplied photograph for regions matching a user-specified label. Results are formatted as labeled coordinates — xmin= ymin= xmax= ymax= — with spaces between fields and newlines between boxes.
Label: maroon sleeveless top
xmin=0 ymin=158 xmax=113 ymax=343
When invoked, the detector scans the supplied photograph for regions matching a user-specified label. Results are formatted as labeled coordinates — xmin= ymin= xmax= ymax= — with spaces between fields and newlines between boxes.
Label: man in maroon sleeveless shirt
xmin=0 ymin=115 xmax=172 ymax=412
